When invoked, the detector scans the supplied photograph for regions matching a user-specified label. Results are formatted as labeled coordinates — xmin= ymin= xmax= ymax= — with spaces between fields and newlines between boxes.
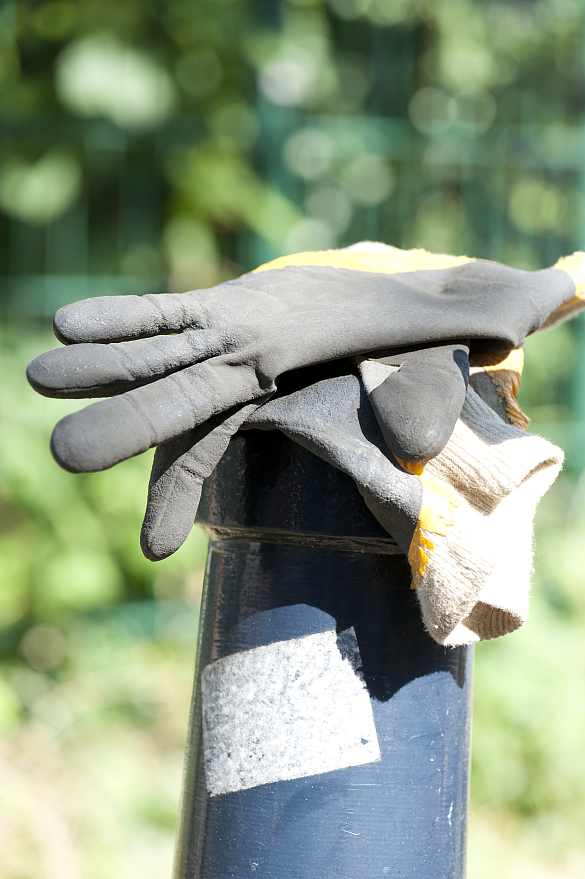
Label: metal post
xmin=173 ymin=428 xmax=473 ymax=879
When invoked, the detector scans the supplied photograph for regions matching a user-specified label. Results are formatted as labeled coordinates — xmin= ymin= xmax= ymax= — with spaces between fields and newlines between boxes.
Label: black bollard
xmin=173 ymin=428 xmax=473 ymax=879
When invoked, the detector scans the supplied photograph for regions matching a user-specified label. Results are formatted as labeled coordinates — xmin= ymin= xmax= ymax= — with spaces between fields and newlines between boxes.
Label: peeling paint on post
xmin=173 ymin=429 xmax=473 ymax=879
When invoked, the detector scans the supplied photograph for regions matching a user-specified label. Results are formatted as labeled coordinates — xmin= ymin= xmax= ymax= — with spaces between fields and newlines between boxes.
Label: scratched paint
xmin=201 ymin=627 xmax=381 ymax=796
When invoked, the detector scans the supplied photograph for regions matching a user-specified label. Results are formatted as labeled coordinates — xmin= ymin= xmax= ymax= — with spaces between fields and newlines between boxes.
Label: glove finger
xmin=27 ymin=329 xmax=228 ymax=399
xmin=51 ymin=252 xmax=582 ymax=348
xmin=50 ymin=357 xmax=271 ymax=474
xmin=362 ymin=344 xmax=469 ymax=464
xmin=141 ymin=401 xmax=262 ymax=561
xmin=53 ymin=291 xmax=214 ymax=344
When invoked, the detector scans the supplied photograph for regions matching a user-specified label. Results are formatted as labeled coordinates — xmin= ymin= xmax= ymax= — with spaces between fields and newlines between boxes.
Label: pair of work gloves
xmin=28 ymin=243 xmax=585 ymax=645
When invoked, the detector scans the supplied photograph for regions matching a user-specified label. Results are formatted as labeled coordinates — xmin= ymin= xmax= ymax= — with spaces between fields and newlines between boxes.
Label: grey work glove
xmin=26 ymin=243 xmax=582 ymax=560
xmin=27 ymin=244 xmax=584 ymax=469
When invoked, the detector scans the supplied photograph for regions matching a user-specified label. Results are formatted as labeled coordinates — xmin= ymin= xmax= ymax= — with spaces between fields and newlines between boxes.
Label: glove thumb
xmin=358 ymin=344 xmax=469 ymax=468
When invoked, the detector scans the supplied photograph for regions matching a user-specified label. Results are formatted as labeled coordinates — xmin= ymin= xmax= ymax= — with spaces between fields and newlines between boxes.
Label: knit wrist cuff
xmin=415 ymin=387 xmax=563 ymax=644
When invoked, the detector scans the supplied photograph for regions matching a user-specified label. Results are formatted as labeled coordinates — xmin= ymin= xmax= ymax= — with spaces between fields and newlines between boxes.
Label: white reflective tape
xmin=201 ymin=627 xmax=380 ymax=797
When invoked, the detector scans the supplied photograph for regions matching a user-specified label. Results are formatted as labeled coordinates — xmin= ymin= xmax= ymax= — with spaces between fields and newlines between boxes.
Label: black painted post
xmin=173 ymin=429 xmax=473 ymax=879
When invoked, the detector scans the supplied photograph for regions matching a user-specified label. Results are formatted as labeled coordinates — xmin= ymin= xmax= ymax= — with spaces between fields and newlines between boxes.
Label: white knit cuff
xmin=441 ymin=449 xmax=560 ymax=644
xmin=424 ymin=387 xmax=562 ymax=512
xmin=417 ymin=388 xmax=563 ymax=644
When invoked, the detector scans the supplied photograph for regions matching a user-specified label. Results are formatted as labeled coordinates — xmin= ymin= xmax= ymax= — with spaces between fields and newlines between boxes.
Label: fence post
xmin=173 ymin=427 xmax=473 ymax=879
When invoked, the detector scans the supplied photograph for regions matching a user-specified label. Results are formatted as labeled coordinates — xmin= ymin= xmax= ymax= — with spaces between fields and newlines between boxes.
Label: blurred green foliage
xmin=0 ymin=324 xmax=209 ymax=627
xmin=3 ymin=0 xmax=585 ymax=299
xmin=2 ymin=0 xmax=585 ymax=876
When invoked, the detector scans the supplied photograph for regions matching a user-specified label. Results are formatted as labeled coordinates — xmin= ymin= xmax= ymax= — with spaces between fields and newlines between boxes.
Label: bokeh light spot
xmin=508 ymin=178 xmax=566 ymax=234
xmin=409 ymin=87 xmax=454 ymax=136
xmin=55 ymin=34 xmax=177 ymax=129
xmin=20 ymin=625 xmax=67 ymax=671
xmin=175 ymin=49 xmax=223 ymax=100
xmin=0 ymin=150 xmax=81 ymax=225
xmin=343 ymin=154 xmax=394 ymax=206
xmin=305 ymin=181 xmax=353 ymax=232
xmin=283 ymin=128 xmax=334 ymax=180
xmin=258 ymin=56 xmax=316 ymax=106
xmin=285 ymin=217 xmax=334 ymax=254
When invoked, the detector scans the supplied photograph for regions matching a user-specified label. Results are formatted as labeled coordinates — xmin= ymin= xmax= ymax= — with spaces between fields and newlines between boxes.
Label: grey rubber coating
xmin=32 ymin=260 xmax=575 ymax=476
xmin=369 ymin=344 xmax=469 ymax=462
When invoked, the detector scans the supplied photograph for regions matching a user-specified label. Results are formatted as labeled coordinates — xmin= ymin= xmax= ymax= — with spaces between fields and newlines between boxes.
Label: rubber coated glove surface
xmin=27 ymin=243 xmax=585 ymax=478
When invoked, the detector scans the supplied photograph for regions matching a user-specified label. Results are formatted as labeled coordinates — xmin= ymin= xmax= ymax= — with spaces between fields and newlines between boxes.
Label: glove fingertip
xmin=140 ymin=526 xmax=182 ymax=562
xmin=140 ymin=516 xmax=192 ymax=561
xmin=51 ymin=414 xmax=91 ymax=473
xmin=141 ymin=481 xmax=203 ymax=561
xmin=27 ymin=354 xmax=53 ymax=397
xmin=53 ymin=302 xmax=91 ymax=345
xmin=51 ymin=405 xmax=138 ymax=473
